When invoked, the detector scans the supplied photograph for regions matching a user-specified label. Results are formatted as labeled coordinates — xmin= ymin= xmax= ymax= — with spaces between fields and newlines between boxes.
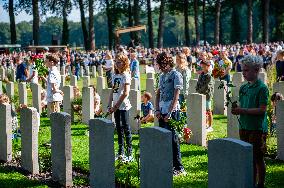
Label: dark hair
xmin=156 ymin=52 xmax=174 ymax=68
xmin=90 ymin=85 xmax=97 ymax=93
xmin=143 ymin=92 xmax=152 ymax=101
xmin=271 ymin=92 xmax=283 ymax=102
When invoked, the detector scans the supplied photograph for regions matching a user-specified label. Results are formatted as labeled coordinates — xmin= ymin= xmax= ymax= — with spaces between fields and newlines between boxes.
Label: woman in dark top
xmin=15 ymin=56 xmax=29 ymax=82
xmin=275 ymin=50 xmax=284 ymax=82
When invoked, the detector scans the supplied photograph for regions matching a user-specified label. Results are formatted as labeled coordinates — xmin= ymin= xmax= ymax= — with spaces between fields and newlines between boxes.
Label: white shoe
xmin=123 ymin=155 xmax=134 ymax=163
xmin=206 ymin=127 xmax=214 ymax=132
xmin=115 ymin=154 xmax=125 ymax=161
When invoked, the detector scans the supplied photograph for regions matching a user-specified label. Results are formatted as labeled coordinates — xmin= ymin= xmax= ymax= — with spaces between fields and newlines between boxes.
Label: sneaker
xmin=173 ymin=168 xmax=187 ymax=176
xmin=206 ymin=127 xmax=214 ymax=132
xmin=115 ymin=154 xmax=125 ymax=161
xmin=123 ymin=155 xmax=134 ymax=163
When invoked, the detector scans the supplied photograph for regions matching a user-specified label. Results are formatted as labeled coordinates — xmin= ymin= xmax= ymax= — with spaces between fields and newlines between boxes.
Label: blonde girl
xmin=176 ymin=52 xmax=191 ymax=104
xmin=107 ymin=53 xmax=133 ymax=162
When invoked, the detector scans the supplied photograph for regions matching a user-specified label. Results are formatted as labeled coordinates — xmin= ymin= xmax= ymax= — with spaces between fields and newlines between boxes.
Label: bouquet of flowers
xmin=168 ymin=113 xmax=192 ymax=143
xmin=32 ymin=54 xmax=48 ymax=77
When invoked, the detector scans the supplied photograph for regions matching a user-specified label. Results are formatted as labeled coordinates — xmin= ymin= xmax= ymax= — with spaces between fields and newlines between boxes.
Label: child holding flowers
xmin=107 ymin=53 xmax=133 ymax=162
xmin=196 ymin=60 xmax=215 ymax=132
xmin=155 ymin=52 xmax=186 ymax=176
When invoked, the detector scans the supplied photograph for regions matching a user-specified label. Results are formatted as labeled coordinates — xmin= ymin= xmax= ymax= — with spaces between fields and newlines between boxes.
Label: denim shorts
xmin=206 ymin=100 xmax=212 ymax=111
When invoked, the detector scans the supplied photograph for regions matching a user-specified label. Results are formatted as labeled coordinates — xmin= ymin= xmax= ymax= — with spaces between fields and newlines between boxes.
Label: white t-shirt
xmin=112 ymin=72 xmax=132 ymax=110
xmin=29 ymin=64 xmax=38 ymax=84
xmin=105 ymin=59 xmax=114 ymax=70
xmin=46 ymin=66 xmax=62 ymax=103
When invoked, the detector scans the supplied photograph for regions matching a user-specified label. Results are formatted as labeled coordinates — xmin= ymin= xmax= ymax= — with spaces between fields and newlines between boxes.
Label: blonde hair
xmin=176 ymin=53 xmax=188 ymax=70
xmin=114 ymin=53 xmax=130 ymax=74
xmin=0 ymin=94 xmax=10 ymax=104
xmin=241 ymin=55 xmax=263 ymax=70
xmin=105 ymin=51 xmax=112 ymax=60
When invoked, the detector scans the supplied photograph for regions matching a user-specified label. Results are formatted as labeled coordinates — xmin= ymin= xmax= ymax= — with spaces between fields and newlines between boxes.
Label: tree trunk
xmin=78 ymin=0 xmax=89 ymax=50
xmin=133 ymin=0 xmax=140 ymax=43
xmin=89 ymin=0 xmax=95 ymax=50
xmin=184 ymin=0 xmax=190 ymax=46
xmin=262 ymin=0 xmax=269 ymax=43
xmin=128 ymin=0 xmax=134 ymax=39
xmin=202 ymin=0 xmax=206 ymax=44
xmin=194 ymin=0 xmax=200 ymax=45
xmin=106 ymin=0 xmax=113 ymax=49
xmin=61 ymin=0 xmax=69 ymax=45
xmin=231 ymin=3 xmax=241 ymax=44
xmin=247 ymin=0 xmax=253 ymax=44
xmin=9 ymin=0 xmax=16 ymax=44
xmin=147 ymin=0 xmax=154 ymax=48
xmin=32 ymin=0 xmax=40 ymax=45
xmin=157 ymin=0 xmax=165 ymax=48
xmin=214 ymin=0 xmax=221 ymax=45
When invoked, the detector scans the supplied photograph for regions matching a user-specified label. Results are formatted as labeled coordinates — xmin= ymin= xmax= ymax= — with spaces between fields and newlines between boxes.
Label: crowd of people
xmin=1 ymin=41 xmax=284 ymax=186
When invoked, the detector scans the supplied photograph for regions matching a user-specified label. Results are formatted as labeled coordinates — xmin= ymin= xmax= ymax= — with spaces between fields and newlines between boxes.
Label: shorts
xmin=47 ymin=101 xmax=61 ymax=113
xmin=206 ymin=100 xmax=212 ymax=111
xmin=239 ymin=130 xmax=267 ymax=162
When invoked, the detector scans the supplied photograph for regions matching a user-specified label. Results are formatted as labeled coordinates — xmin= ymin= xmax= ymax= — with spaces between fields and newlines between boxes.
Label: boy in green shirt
xmin=231 ymin=55 xmax=269 ymax=188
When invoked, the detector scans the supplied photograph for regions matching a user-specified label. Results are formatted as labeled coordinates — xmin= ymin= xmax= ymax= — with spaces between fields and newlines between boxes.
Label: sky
xmin=0 ymin=2 xmax=82 ymax=23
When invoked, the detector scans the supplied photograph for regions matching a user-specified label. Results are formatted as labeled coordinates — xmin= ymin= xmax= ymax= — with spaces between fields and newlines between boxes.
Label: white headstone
xmin=187 ymin=93 xmax=206 ymax=146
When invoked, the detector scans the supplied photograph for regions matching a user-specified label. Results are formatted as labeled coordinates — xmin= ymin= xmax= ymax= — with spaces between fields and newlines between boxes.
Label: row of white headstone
xmin=0 ymin=105 xmax=256 ymax=188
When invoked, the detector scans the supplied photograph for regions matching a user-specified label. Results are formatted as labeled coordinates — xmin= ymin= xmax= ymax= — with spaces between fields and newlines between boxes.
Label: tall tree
xmin=231 ymin=2 xmax=241 ymax=44
xmin=133 ymin=0 xmax=140 ymax=43
xmin=202 ymin=0 xmax=206 ymax=44
xmin=32 ymin=0 xmax=40 ymax=45
xmin=247 ymin=0 xmax=253 ymax=44
xmin=262 ymin=0 xmax=270 ymax=43
xmin=194 ymin=0 xmax=200 ymax=44
xmin=89 ymin=0 xmax=95 ymax=50
xmin=61 ymin=0 xmax=70 ymax=45
xmin=184 ymin=0 xmax=190 ymax=46
xmin=157 ymin=0 xmax=165 ymax=48
xmin=8 ymin=0 xmax=17 ymax=44
xmin=214 ymin=0 xmax=221 ymax=45
xmin=128 ymin=0 xmax=134 ymax=39
xmin=105 ymin=0 xmax=113 ymax=49
xmin=147 ymin=0 xmax=154 ymax=48
xmin=78 ymin=0 xmax=89 ymax=50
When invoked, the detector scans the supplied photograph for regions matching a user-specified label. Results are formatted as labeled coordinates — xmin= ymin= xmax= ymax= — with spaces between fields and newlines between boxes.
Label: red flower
xmin=183 ymin=127 xmax=192 ymax=139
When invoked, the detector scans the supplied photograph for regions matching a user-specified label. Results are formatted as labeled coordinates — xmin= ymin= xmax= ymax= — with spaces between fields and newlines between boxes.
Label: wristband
xmin=155 ymin=109 xmax=160 ymax=113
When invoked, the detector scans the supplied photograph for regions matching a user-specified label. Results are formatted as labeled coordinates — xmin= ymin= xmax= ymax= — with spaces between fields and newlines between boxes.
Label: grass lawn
xmin=0 ymin=115 xmax=283 ymax=188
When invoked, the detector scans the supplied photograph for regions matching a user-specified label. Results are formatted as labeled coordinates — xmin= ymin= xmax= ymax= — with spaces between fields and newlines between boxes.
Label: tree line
xmin=1 ymin=0 xmax=284 ymax=50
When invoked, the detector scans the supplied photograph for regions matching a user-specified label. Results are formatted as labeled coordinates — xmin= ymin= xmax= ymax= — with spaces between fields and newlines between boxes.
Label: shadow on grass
xmin=0 ymin=166 xmax=44 ymax=188
xmin=213 ymin=115 xmax=227 ymax=120
xmin=181 ymin=149 xmax=207 ymax=158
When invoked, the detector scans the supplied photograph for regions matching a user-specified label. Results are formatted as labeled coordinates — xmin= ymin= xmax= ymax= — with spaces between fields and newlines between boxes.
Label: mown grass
xmin=0 ymin=114 xmax=283 ymax=188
